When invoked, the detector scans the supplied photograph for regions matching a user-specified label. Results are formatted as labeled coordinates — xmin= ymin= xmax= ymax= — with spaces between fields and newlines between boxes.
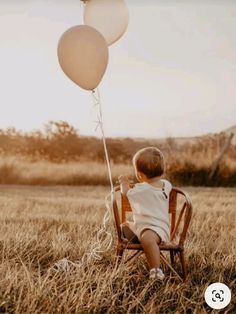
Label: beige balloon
xmin=84 ymin=0 xmax=129 ymax=46
xmin=57 ymin=25 xmax=108 ymax=90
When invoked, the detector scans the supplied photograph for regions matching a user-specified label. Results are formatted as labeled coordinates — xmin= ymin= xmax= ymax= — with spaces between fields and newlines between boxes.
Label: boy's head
xmin=133 ymin=147 xmax=165 ymax=180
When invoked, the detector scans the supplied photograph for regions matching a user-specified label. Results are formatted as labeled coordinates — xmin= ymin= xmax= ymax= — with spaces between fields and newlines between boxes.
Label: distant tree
xmin=5 ymin=127 xmax=18 ymax=137
xmin=43 ymin=121 xmax=81 ymax=161
xmin=45 ymin=121 xmax=78 ymax=139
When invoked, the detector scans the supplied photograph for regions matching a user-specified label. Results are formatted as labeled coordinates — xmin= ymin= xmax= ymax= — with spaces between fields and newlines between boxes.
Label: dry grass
xmin=0 ymin=156 xmax=236 ymax=187
xmin=0 ymin=157 xmax=133 ymax=186
xmin=0 ymin=122 xmax=236 ymax=187
xmin=0 ymin=185 xmax=235 ymax=313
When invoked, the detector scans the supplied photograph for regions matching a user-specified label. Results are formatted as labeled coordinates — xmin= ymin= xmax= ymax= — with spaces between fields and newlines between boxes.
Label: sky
xmin=0 ymin=0 xmax=236 ymax=138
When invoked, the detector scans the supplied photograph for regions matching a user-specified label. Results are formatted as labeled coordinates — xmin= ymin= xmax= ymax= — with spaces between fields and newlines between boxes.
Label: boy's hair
xmin=133 ymin=147 xmax=165 ymax=178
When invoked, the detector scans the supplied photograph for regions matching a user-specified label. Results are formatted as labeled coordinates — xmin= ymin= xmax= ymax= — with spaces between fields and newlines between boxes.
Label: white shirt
xmin=126 ymin=179 xmax=172 ymax=241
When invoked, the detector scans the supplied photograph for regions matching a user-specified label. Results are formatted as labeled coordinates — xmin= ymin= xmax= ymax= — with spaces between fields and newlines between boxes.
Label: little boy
xmin=118 ymin=147 xmax=172 ymax=280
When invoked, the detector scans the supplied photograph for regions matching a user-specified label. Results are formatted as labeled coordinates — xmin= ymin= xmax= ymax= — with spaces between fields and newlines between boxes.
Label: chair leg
xmin=179 ymin=250 xmax=187 ymax=280
xmin=170 ymin=251 xmax=175 ymax=266
xmin=116 ymin=247 xmax=124 ymax=264
xmin=125 ymin=251 xmax=143 ymax=265
xmin=160 ymin=252 xmax=183 ymax=282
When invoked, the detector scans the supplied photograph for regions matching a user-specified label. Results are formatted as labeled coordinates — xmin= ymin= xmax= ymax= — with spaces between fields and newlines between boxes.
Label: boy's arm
xmin=118 ymin=175 xmax=130 ymax=195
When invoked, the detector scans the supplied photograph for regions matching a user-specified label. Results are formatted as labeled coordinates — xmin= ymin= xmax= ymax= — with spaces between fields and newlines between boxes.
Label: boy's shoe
xmin=149 ymin=268 xmax=165 ymax=280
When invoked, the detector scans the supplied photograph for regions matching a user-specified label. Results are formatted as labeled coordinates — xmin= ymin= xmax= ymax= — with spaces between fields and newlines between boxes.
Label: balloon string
xmin=92 ymin=88 xmax=114 ymax=192
xmin=48 ymin=88 xmax=114 ymax=273
xmin=48 ymin=191 xmax=113 ymax=273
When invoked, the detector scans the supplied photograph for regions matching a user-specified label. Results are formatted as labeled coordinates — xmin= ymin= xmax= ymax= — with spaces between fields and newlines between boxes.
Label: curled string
xmin=49 ymin=88 xmax=114 ymax=273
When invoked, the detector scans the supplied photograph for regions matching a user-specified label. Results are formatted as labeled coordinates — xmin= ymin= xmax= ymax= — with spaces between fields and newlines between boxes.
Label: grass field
xmin=1 ymin=156 xmax=236 ymax=188
xmin=0 ymin=185 xmax=235 ymax=313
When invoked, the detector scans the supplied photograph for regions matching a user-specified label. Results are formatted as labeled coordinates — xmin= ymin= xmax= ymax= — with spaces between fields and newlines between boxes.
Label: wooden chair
xmin=112 ymin=186 xmax=193 ymax=281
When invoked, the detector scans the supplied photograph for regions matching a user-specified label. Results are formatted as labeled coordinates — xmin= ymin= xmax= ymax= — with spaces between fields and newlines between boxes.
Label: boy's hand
xmin=118 ymin=175 xmax=129 ymax=184
xmin=118 ymin=175 xmax=130 ymax=195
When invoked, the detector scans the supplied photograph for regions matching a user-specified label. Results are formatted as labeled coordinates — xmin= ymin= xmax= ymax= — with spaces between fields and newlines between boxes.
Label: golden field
xmin=0 ymin=121 xmax=236 ymax=187
xmin=0 ymin=155 xmax=235 ymax=187
xmin=0 ymin=158 xmax=133 ymax=186
xmin=0 ymin=185 xmax=235 ymax=313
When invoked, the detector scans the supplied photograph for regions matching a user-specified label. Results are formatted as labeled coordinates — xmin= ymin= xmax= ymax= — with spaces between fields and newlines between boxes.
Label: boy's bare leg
xmin=140 ymin=229 xmax=161 ymax=269
xmin=121 ymin=222 xmax=139 ymax=243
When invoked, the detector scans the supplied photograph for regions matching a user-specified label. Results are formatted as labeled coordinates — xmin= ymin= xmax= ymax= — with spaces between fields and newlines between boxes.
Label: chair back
xmin=168 ymin=188 xmax=192 ymax=246
xmin=112 ymin=186 xmax=192 ymax=246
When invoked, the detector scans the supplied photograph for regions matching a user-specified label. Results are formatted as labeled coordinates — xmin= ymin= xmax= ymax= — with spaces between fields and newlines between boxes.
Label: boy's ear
xmin=137 ymin=171 xmax=145 ymax=181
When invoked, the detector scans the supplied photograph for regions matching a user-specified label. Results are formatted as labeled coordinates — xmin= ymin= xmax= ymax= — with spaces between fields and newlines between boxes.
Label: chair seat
xmin=120 ymin=238 xmax=181 ymax=251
